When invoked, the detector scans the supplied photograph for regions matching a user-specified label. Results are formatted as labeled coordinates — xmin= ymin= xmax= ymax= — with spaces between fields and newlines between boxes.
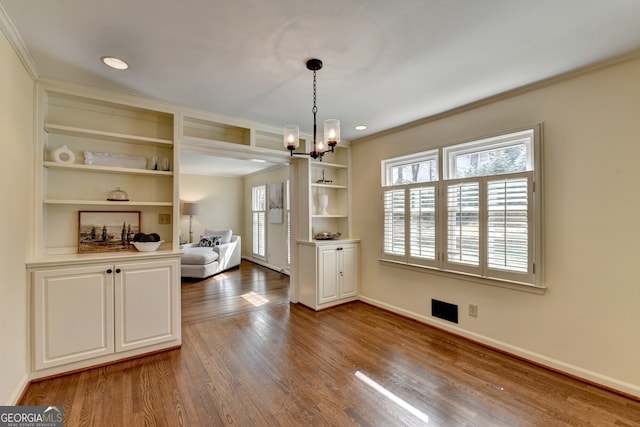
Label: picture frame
xmin=269 ymin=182 xmax=284 ymax=224
xmin=78 ymin=211 xmax=141 ymax=253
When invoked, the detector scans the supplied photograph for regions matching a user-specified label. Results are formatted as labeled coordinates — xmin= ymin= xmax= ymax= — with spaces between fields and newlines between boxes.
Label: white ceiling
xmin=3 ymin=0 xmax=640 ymax=176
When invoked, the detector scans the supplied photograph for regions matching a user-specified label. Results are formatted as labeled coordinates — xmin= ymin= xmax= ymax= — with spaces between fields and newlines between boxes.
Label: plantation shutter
xmin=252 ymin=185 xmax=266 ymax=257
xmin=383 ymin=189 xmax=405 ymax=258
xmin=409 ymin=185 xmax=437 ymax=266
xmin=486 ymin=173 xmax=534 ymax=283
xmin=445 ymin=181 xmax=480 ymax=274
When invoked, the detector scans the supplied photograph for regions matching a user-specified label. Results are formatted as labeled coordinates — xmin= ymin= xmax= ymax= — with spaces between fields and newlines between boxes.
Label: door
xmin=114 ymin=259 xmax=180 ymax=352
xmin=33 ymin=264 xmax=114 ymax=370
xmin=317 ymin=245 xmax=339 ymax=304
xmin=340 ymin=244 xmax=358 ymax=298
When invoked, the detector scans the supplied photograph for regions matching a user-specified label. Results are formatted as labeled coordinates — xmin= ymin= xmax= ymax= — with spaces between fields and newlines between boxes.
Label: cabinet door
xmin=317 ymin=246 xmax=339 ymax=304
xmin=339 ymin=244 xmax=358 ymax=298
xmin=33 ymin=265 xmax=114 ymax=370
xmin=114 ymin=259 xmax=180 ymax=352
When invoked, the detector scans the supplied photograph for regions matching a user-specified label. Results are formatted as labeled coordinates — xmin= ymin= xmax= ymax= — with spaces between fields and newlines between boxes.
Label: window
xmin=252 ymin=185 xmax=266 ymax=258
xmin=381 ymin=126 xmax=542 ymax=288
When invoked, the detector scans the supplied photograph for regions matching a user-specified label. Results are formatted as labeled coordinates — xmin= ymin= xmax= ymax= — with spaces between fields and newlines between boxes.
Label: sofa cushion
xmin=181 ymin=247 xmax=219 ymax=265
xmin=199 ymin=235 xmax=221 ymax=247
xmin=204 ymin=228 xmax=232 ymax=244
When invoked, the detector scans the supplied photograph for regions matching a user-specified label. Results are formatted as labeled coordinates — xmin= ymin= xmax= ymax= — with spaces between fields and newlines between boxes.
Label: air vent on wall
xmin=431 ymin=299 xmax=458 ymax=323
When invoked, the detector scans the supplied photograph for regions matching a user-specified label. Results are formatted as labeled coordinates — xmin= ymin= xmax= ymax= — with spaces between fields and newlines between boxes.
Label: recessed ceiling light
xmin=101 ymin=56 xmax=129 ymax=70
xmin=354 ymin=125 xmax=368 ymax=131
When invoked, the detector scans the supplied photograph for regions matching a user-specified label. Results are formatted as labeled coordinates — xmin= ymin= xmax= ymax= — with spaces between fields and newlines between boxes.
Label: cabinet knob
xmin=106 ymin=269 xmax=113 ymax=274
xmin=115 ymin=268 xmax=121 ymax=274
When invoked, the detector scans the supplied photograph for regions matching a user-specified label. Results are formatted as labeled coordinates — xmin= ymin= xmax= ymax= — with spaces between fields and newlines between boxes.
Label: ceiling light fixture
xmin=284 ymin=58 xmax=340 ymax=161
xmin=101 ymin=56 xmax=129 ymax=70
xmin=354 ymin=125 xmax=368 ymax=131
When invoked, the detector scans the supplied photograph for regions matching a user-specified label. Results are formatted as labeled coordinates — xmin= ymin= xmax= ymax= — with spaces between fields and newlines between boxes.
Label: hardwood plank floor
xmin=20 ymin=261 xmax=640 ymax=426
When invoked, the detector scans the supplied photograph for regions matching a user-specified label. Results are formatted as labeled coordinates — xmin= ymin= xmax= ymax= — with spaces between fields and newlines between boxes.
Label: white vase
xmin=319 ymin=194 xmax=329 ymax=215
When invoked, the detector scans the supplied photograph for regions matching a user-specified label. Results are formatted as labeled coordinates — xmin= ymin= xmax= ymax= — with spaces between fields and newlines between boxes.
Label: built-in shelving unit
xmin=35 ymin=87 xmax=178 ymax=257
xmin=297 ymin=147 xmax=351 ymax=241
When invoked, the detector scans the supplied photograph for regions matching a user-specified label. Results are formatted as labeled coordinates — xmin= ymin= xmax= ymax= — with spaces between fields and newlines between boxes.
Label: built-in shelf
xmin=310 ymin=161 xmax=347 ymax=169
xmin=45 ymin=123 xmax=173 ymax=146
xmin=311 ymin=183 xmax=347 ymax=189
xmin=43 ymin=161 xmax=173 ymax=176
xmin=44 ymin=199 xmax=173 ymax=206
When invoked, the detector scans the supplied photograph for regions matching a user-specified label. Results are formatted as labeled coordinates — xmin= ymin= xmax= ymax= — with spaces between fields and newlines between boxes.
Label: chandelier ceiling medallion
xmin=284 ymin=58 xmax=340 ymax=161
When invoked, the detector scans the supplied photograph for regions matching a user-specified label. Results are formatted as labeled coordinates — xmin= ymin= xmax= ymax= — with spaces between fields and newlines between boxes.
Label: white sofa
xmin=180 ymin=233 xmax=241 ymax=278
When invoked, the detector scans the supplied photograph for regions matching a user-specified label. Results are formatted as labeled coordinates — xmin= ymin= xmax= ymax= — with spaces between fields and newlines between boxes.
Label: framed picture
xmin=269 ymin=182 xmax=284 ymax=224
xmin=78 ymin=211 xmax=140 ymax=253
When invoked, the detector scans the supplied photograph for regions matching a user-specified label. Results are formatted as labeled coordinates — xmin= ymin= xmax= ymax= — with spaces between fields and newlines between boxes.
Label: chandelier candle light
xmin=284 ymin=58 xmax=340 ymax=161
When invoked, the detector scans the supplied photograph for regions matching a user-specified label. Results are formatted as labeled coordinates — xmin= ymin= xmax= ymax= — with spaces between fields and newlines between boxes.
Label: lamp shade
xmin=283 ymin=125 xmax=300 ymax=150
xmin=324 ymin=119 xmax=340 ymax=147
xmin=182 ymin=202 xmax=200 ymax=216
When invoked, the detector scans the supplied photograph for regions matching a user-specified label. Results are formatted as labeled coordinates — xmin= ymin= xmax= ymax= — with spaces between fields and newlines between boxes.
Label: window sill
xmin=379 ymin=259 xmax=546 ymax=295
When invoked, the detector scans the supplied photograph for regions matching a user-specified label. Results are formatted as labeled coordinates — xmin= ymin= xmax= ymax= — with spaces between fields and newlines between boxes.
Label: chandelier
xmin=284 ymin=58 xmax=340 ymax=161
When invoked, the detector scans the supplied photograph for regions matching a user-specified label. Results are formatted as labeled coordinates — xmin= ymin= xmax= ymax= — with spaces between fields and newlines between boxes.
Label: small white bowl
xmin=132 ymin=240 xmax=164 ymax=252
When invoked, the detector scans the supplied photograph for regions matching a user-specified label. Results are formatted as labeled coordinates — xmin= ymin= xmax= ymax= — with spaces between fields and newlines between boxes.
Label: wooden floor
xmin=20 ymin=262 xmax=640 ymax=426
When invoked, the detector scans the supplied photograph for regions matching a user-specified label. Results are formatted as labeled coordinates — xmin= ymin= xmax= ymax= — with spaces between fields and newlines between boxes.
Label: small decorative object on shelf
xmin=51 ymin=145 xmax=75 ymax=164
xmin=314 ymin=231 xmax=341 ymax=240
xmin=84 ymin=151 xmax=147 ymax=169
xmin=149 ymin=156 xmax=159 ymax=170
xmin=318 ymin=193 xmax=329 ymax=215
xmin=107 ymin=187 xmax=129 ymax=201
xmin=162 ymin=157 xmax=170 ymax=171
xmin=316 ymin=169 xmax=332 ymax=183
xmin=131 ymin=232 xmax=163 ymax=251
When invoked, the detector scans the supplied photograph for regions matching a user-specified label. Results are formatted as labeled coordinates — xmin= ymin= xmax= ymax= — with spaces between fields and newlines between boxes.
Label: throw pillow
xmin=204 ymin=228 xmax=232 ymax=244
xmin=199 ymin=235 xmax=222 ymax=247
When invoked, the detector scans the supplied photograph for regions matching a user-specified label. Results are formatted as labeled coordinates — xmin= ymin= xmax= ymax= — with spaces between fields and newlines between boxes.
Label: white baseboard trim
xmin=6 ymin=373 xmax=29 ymax=405
xmin=358 ymin=295 xmax=640 ymax=399
xmin=242 ymin=257 xmax=289 ymax=276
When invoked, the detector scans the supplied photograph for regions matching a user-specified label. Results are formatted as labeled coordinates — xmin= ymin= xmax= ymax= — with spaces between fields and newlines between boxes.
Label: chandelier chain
xmin=312 ymin=70 xmax=318 ymax=114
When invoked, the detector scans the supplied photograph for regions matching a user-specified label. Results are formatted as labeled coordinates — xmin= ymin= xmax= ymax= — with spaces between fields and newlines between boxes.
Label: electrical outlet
xmin=468 ymin=304 xmax=478 ymax=317
xmin=158 ymin=213 xmax=171 ymax=225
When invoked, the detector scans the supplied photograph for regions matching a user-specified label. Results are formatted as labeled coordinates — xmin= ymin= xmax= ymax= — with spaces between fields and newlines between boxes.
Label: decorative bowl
xmin=314 ymin=232 xmax=341 ymax=240
xmin=131 ymin=240 xmax=164 ymax=252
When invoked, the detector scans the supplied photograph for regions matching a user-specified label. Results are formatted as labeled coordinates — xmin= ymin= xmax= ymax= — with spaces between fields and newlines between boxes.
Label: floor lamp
xmin=182 ymin=202 xmax=200 ymax=243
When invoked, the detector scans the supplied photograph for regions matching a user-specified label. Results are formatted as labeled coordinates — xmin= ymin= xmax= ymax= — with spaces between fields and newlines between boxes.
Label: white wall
xmin=0 ymin=28 xmax=34 ymax=403
xmin=243 ymin=166 xmax=290 ymax=272
xmin=351 ymin=55 xmax=640 ymax=397
xmin=179 ymin=174 xmax=243 ymax=243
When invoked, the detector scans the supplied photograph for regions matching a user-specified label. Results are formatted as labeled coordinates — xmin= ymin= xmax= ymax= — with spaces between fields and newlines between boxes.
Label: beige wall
xmin=243 ymin=165 xmax=290 ymax=272
xmin=179 ymin=174 xmax=244 ymax=244
xmin=0 ymin=29 xmax=34 ymax=403
xmin=351 ymin=55 xmax=640 ymax=397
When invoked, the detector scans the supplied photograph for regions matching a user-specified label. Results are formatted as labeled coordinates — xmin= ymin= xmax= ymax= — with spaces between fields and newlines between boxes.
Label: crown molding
xmin=0 ymin=3 xmax=39 ymax=80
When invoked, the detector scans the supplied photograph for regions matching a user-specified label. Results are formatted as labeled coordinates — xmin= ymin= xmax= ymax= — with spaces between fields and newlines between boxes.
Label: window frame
xmin=380 ymin=125 xmax=543 ymax=291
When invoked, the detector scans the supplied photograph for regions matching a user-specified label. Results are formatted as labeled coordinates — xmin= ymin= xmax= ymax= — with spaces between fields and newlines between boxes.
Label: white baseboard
xmin=358 ymin=295 xmax=640 ymax=399
xmin=242 ymin=256 xmax=289 ymax=276
xmin=6 ymin=373 xmax=29 ymax=405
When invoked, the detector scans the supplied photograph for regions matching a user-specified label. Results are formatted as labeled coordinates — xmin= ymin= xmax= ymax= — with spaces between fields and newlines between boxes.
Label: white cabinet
xmin=298 ymin=241 xmax=359 ymax=310
xmin=31 ymin=256 xmax=181 ymax=376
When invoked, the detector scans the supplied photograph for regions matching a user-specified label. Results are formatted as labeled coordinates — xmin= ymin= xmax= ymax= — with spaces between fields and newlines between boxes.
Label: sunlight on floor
xmin=355 ymin=370 xmax=430 ymax=424
xmin=241 ymin=291 xmax=269 ymax=307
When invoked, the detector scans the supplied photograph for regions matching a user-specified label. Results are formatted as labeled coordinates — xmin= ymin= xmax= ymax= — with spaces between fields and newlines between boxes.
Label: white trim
xmin=6 ymin=373 xmax=29 ymax=405
xmin=0 ymin=4 xmax=39 ymax=79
